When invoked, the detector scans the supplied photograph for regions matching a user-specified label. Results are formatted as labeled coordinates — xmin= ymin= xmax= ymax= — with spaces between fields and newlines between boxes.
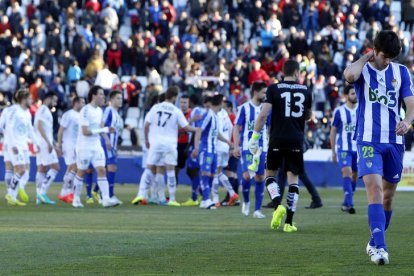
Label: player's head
xmin=203 ymin=95 xmax=213 ymax=109
xmin=211 ymin=94 xmax=224 ymax=112
xmin=344 ymin=85 xmax=357 ymax=105
xmin=42 ymin=91 xmax=58 ymax=108
xmin=165 ymin=86 xmax=180 ymax=102
xmin=251 ymin=81 xmax=267 ymax=103
xmin=189 ymin=94 xmax=201 ymax=108
xmin=109 ymin=90 xmax=123 ymax=109
xmin=180 ymin=94 xmax=190 ymax=112
xmin=223 ymin=100 xmax=233 ymax=114
xmin=373 ymin=30 xmax=401 ymax=70
xmin=283 ymin=59 xmax=300 ymax=80
xmin=72 ymin=96 xmax=85 ymax=111
xmin=15 ymin=88 xmax=32 ymax=108
xmin=88 ymin=85 xmax=105 ymax=106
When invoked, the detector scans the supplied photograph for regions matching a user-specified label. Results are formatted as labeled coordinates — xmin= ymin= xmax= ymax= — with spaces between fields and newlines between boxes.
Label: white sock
xmin=20 ymin=170 xmax=30 ymax=189
xmin=156 ymin=173 xmax=166 ymax=202
xmin=61 ymin=171 xmax=76 ymax=196
xmin=219 ymin=173 xmax=235 ymax=196
xmin=73 ymin=175 xmax=83 ymax=199
xmin=167 ymin=170 xmax=176 ymax=202
xmin=9 ymin=173 xmax=21 ymax=200
xmin=5 ymin=169 xmax=13 ymax=189
xmin=138 ymin=169 xmax=154 ymax=198
xmin=68 ymin=170 xmax=76 ymax=191
xmin=97 ymin=177 xmax=110 ymax=200
xmin=149 ymin=175 xmax=158 ymax=202
xmin=41 ymin=169 xmax=58 ymax=195
xmin=212 ymin=175 xmax=220 ymax=203
xmin=36 ymin=172 xmax=45 ymax=195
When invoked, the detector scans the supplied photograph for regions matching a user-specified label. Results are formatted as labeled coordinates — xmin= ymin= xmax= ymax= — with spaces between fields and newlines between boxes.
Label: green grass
xmin=0 ymin=184 xmax=413 ymax=275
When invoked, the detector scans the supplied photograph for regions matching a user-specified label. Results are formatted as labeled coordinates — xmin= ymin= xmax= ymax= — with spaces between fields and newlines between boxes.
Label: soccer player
xmin=0 ymin=104 xmax=17 ymax=192
xmin=72 ymin=85 xmax=119 ymax=208
xmin=330 ymin=85 xmax=358 ymax=214
xmin=344 ymin=30 xmax=414 ymax=265
xmin=249 ymin=60 xmax=312 ymax=232
xmin=56 ymin=97 xmax=85 ymax=203
xmin=132 ymin=86 xmax=200 ymax=207
xmin=34 ymin=92 xmax=60 ymax=205
xmin=212 ymin=96 xmax=239 ymax=207
xmin=100 ymin=90 xmax=124 ymax=205
xmin=4 ymin=89 xmax=39 ymax=206
xmin=176 ymin=94 xmax=192 ymax=180
xmin=233 ymin=82 xmax=269 ymax=218
xmin=193 ymin=94 xmax=232 ymax=209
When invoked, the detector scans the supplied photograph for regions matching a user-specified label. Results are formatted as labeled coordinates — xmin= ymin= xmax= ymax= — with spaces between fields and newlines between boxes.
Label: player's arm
xmin=253 ymin=102 xmax=272 ymax=135
xmin=330 ymin=126 xmax=338 ymax=162
xmin=56 ymin=125 xmax=65 ymax=155
xmin=343 ymin=51 xmax=374 ymax=83
xmin=37 ymin=119 xmax=53 ymax=152
xmin=27 ymin=121 xmax=40 ymax=153
xmin=397 ymin=96 xmax=414 ymax=135
xmin=218 ymin=132 xmax=231 ymax=146
xmin=232 ymin=125 xmax=242 ymax=158
xmin=191 ymin=125 xmax=201 ymax=159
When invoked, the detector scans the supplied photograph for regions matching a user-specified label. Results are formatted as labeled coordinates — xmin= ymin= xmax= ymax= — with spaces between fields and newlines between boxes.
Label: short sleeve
xmin=331 ymin=108 xmax=341 ymax=128
xmin=200 ymin=111 xmax=211 ymax=130
xmin=145 ymin=105 xmax=155 ymax=124
xmin=399 ymin=65 xmax=414 ymax=98
xmin=102 ymin=107 xmax=113 ymax=127
xmin=60 ymin=112 xmax=69 ymax=128
xmin=266 ymin=109 xmax=272 ymax=127
xmin=235 ymin=106 xmax=245 ymax=127
xmin=265 ymin=84 xmax=276 ymax=104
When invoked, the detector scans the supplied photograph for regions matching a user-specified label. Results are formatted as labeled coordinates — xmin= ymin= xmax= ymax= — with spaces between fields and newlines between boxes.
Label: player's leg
xmin=199 ymin=152 xmax=216 ymax=209
xmin=155 ymin=166 xmax=166 ymax=204
xmin=132 ymin=149 xmax=158 ymax=204
xmin=222 ymin=156 xmax=239 ymax=206
xmin=351 ymin=151 xmax=358 ymax=192
xmin=73 ymin=148 xmax=92 ymax=208
xmin=341 ymin=166 xmax=354 ymax=213
xmin=240 ymin=151 xmax=254 ymax=216
xmin=182 ymin=155 xmax=201 ymax=206
xmin=17 ymin=161 xmax=30 ymax=203
xmin=85 ymin=166 xmax=95 ymax=203
xmin=60 ymin=163 xmax=76 ymax=203
xmin=6 ymin=146 xmax=27 ymax=206
xmin=216 ymin=152 xmax=238 ymax=206
xmin=253 ymin=173 xmax=265 ymax=218
xmin=107 ymin=163 xmax=122 ymax=204
xmin=4 ymin=161 xmax=13 ymax=190
xmin=164 ymin=149 xmax=180 ymax=206
xmin=38 ymin=148 xmax=59 ymax=204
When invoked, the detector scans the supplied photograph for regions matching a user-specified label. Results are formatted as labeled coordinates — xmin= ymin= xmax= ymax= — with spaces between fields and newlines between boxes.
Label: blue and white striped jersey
xmin=190 ymin=106 xmax=206 ymax=128
xmin=101 ymin=106 xmax=123 ymax=151
xmin=354 ymin=62 xmax=414 ymax=144
xmin=199 ymin=109 xmax=219 ymax=153
xmin=235 ymin=101 xmax=270 ymax=152
xmin=332 ymin=104 xmax=358 ymax=152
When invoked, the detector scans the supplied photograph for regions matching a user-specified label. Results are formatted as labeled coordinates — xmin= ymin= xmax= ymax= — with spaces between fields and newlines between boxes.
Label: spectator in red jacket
xmin=161 ymin=0 xmax=177 ymax=25
xmin=84 ymin=0 xmax=101 ymax=13
xmin=248 ymin=60 xmax=270 ymax=86
xmin=107 ymin=42 xmax=122 ymax=73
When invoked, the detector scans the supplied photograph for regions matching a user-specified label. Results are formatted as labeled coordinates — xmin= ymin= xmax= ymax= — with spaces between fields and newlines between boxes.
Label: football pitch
xmin=0 ymin=185 xmax=413 ymax=275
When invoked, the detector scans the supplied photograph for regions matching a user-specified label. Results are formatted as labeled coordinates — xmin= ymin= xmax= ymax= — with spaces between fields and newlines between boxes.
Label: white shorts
xmin=146 ymin=148 xmax=177 ymax=166
xmin=3 ymin=143 xmax=11 ymax=162
xmin=63 ymin=143 xmax=76 ymax=165
xmin=7 ymin=146 xmax=30 ymax=166
xmin=36 ymin=142 xmax=59 ymax=166
xmin=76 ymin=146 xmax=106 ymax=170
xmin=217 ymin=151 xmax=229 ymax=168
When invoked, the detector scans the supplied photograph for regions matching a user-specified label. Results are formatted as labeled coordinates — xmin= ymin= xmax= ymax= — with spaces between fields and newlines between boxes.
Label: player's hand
xmin=55 ymin=144 xmax=62 ymax=156
xmin=365 ymin=50 xmax=374 ymax=63
xmin=106 ymin=141 xmax=113 ymax=151
xmin=191 ymin=148 xmax=199 ymax=159
xmin=108 ymin=127 xmax=116 ymax=133
xmin=12 ymin=146 xmax=18 ymax=155
xmin=47 ymin=143 xmax=53 ymax=153
xmin=232 ymin=147 xmax=241 ymax=158
xmin=332 ymin=151 xmax=337 ymax=163
xmin=396 ymin=120 xmax=410 ymax=136
xmin=145 ymin=140 xmax=150 ymax=149
xmin=248 ymin=138 xmax=259 ymax=154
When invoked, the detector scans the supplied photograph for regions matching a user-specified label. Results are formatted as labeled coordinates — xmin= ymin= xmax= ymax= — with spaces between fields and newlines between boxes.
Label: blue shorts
xmin=240 ymin=150 xmax=266 ymax=175
xmin=104 ymin=148 xmax=118 ymax=166
xmin=337 ymin=150 xmax=357 ymax=172
xmin=198 ymin=151 xmax=217 ymax=175
xmin=357 ymin=141 xmax=404 ymax=183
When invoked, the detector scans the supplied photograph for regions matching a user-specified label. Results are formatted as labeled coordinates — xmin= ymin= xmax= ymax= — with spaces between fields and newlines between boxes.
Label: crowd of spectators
xmin=1 ymin=0 xmax=414 ymax=150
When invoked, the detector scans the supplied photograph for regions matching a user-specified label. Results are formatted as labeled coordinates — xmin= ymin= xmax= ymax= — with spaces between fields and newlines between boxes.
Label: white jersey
xmin=0 ymin=105 xmax=17 ymax=145
xmin=77 ymin=103 xmax=104 ymax=149
xmin=34 ymin=105 xmax=54 ymax=145
xmin=7 ymin=105 xmax=37 ymax=149
xmin=217 ymin=108 xmax=232 ymax=153
xmin=60 ymin=109 xmax=80 ymax=146
xmin=145 ymin=101 xmax=188 ymax=151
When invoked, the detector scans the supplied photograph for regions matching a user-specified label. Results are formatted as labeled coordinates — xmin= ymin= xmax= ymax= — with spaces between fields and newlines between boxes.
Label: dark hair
xmin=88 ymin=85 xmax=103 ymax=103
xmin=203 ymin=95 xmax=213 ymax=104
xmin=159 ymin=93 xmax=166 ymax=102
xmin=189 ymin=94 xmax=201 ymax=106
xmin=251 ymin=81 xmax=267 ymax=94
xmin=374 ymin=30 xmax=401 ymax=58
xmin=181 ymin=93 xmax=190 ymax=100
xmin=15 ymin=88 xmax=30 ymax=103
xmin=73 ymin=96 xmax=84 ymax=105
xmin=165 ymin=86 xmax=180 ymax=100
xmin=109 ymin=90 xmax=122 ymax=99
xmin=211 ymin=94 xmax=224 ymax=106
xmin=224 ymin=100 xmax=233 ymax=109
xmin=283 ymin=59 xmax=300 ymax=77
xmin=43 ymin=91 xmax=57 ymax=101
xmin=344 ymin=85 xmax=355 ymax=95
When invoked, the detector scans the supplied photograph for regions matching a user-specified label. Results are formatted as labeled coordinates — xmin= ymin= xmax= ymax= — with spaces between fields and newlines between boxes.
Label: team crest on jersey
xmin=366 ymin=160 xmax=372 ymax=168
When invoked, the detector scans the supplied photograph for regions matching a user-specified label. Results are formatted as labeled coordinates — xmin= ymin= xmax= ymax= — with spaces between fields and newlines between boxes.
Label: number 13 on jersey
xmin=281 ymin=92 xmax=305 ymax=118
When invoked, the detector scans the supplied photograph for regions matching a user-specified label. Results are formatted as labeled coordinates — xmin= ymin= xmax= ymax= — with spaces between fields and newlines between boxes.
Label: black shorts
xmin=224 ymin=156 xmax=238 ymax=173
xmin=265 ymin=148 xmax=304 ymax=175
xmin=177 ymin=143 xmax=188 ymax=169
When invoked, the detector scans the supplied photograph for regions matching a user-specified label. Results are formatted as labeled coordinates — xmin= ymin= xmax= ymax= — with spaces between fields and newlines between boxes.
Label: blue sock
xmin=93 ymin=182 xmax=100 ymax=193
xmin=343 ymin=177 xmax=353 ymax=207
xmin=254 ymin=180 xmax=264 ymax=211
xmin=201 ymin=175 xmax=211 ymax=201
xmin=351 ymin=180 xmax=356 ymax=193
xmin=107 ymin=171 xmax=115 ymax=198
xmin=242 ymin=178 xmax=251 ymax=203
xmin=85 ymin=173 xmax=93 ymax=198
xmin=191 ymin=175 xmax=200 ymax=201
xmin=368 ymin=204 xmax=387 ymax=250
xmin=385 ymin=210 xmax=392 ymax=231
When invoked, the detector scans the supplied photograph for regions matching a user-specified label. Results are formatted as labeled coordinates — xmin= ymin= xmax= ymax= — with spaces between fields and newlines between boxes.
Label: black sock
xmin=230 ymin=177 xmax=239 ymax=195
xmin=265 ymin=176 xmax=281 ymax=209
xmin=285 ymin=184 xmax=299 ymax=225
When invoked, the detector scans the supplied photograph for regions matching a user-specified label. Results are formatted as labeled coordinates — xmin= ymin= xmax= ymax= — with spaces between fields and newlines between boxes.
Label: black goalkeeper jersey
xmin=265 ymin=80 xmax=312 ymax=150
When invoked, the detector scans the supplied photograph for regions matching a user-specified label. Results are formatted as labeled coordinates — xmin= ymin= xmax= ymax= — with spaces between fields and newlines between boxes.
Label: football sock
xmin=20 ymin=170 xmax=29 ymax=189
xmin=9 ymin=173 xmax=21 ymax=199
xmin=254 ymin=180 xmax=264 ymax=211
xmin=285 ymin=184 xmax=299 ymax=225
xmin=5 ymin=169 xmax=13 ymax=189
xmin=73 ymin=175 xmax=83 ymax=198
xmin=212 ymin=175 xmax=220 ymax=203
xmin=191 ymin=175 xmax=200 ymax=201
xmin=85 ymin=173 xmax=93 ymax=198
xmin=107 ymin=171 xmax=115 ymax=198
xmin=242 ymin=177 xmax=251 ymax=203
xmin=343 ymin=177 xmax=353 ymax=207
xmin=138 ymin=169 xmax=154 ymax=198
xmin=368 ymin=204 xmax=387 ymax=250
xmin=167 ymin=170 xmax=177 ymax=201
xmin=219 ymin=173 xmax=235 ymax=196
xmin=35 ymin=172 xmax=45 ymax=195
xmin=155 ymin=173 xmax=165 ymax=202
xmin=97 ymin=177 xmax=109 ymax=200
xmin=201 ymin=175 xmax=211 ymax=201
xmin=41 ymin=169 xmax=58 ymax=195
xmin=351 ymin=180 xmax=356 ymax=193
xmin=265 ymin=176 xmax=281 ymax=209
